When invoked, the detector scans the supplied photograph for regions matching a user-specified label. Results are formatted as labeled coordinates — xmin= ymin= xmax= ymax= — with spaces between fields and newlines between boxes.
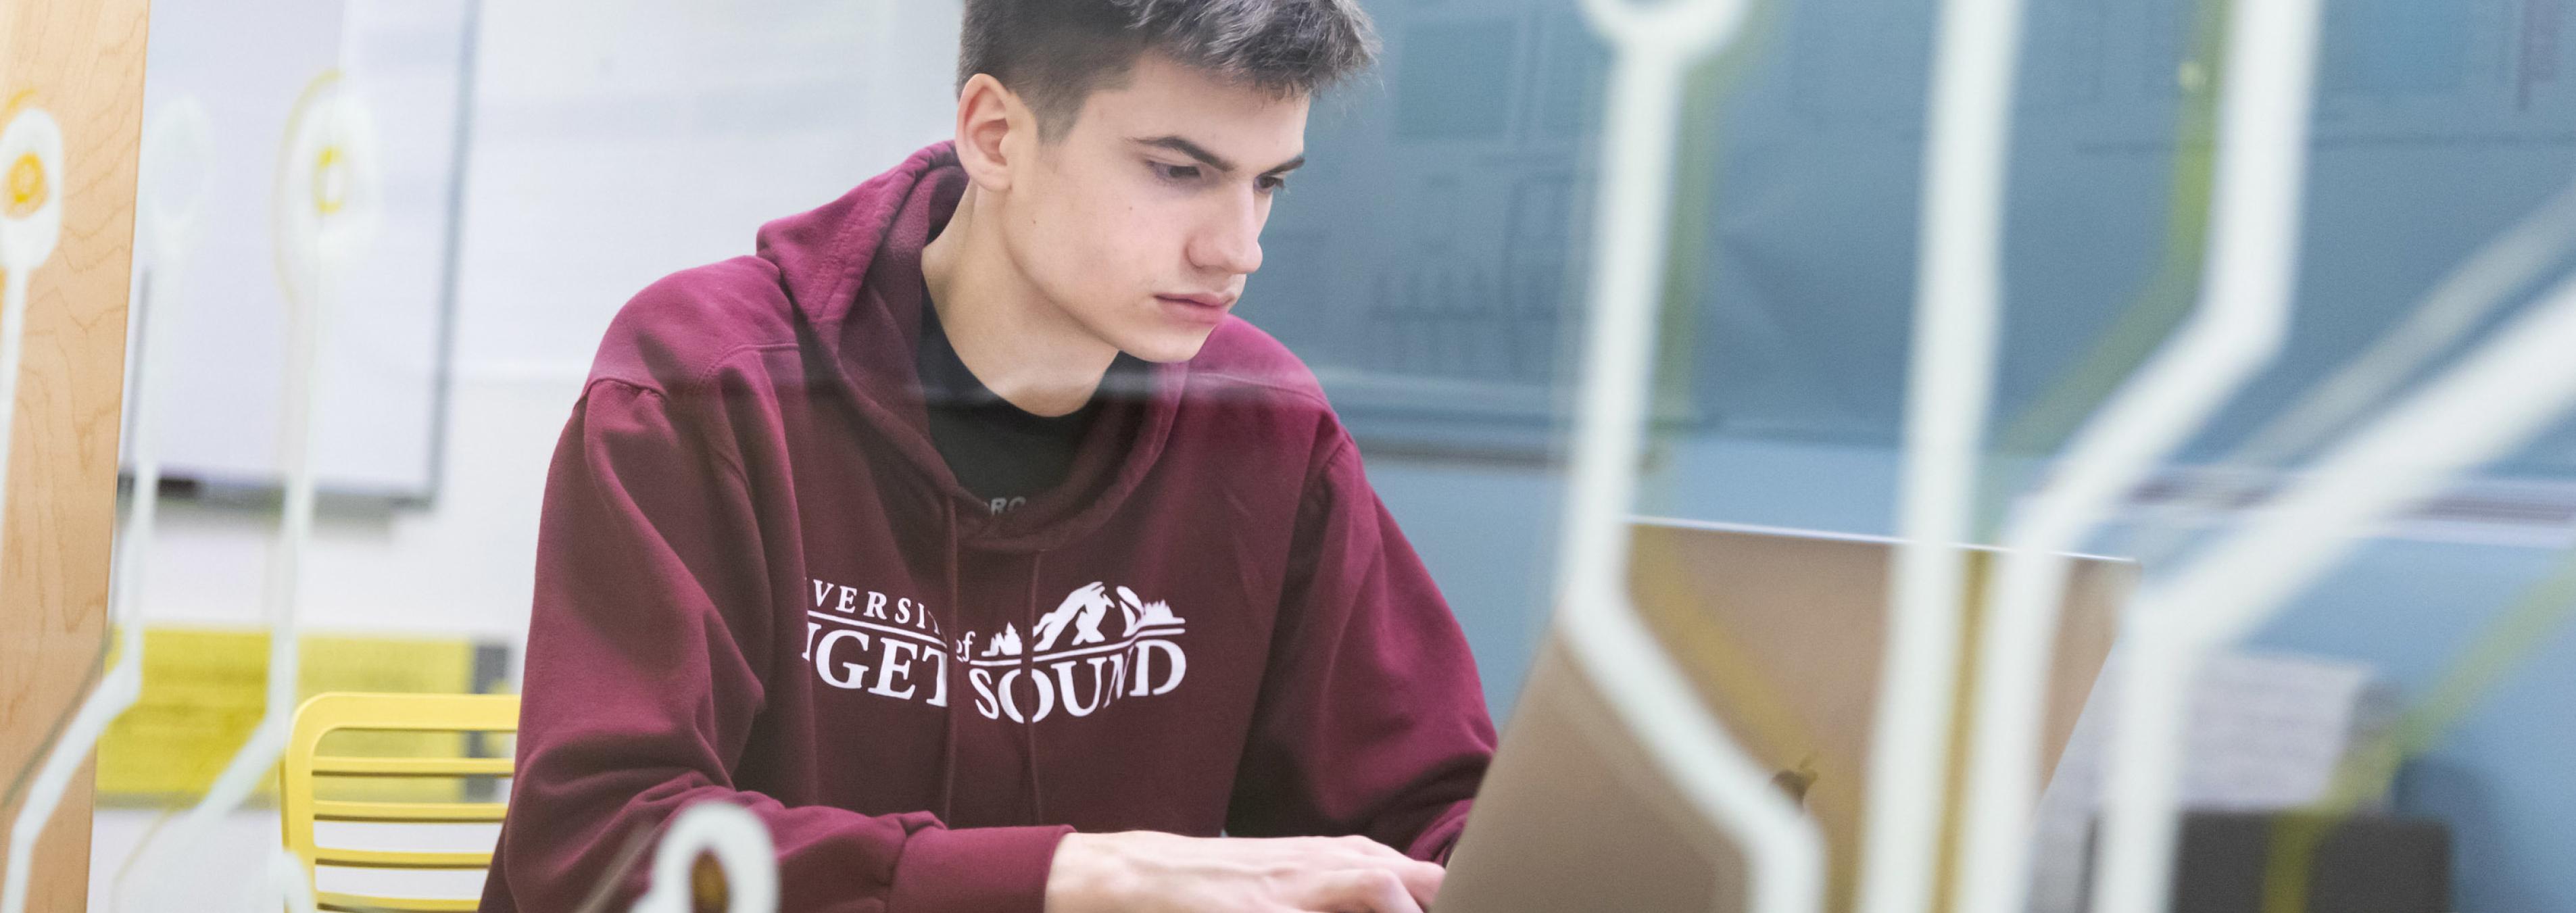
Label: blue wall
xmin=1366 ymin=433 xmax=2576 ymax=912
xmin=1267 ymin=0 xmax=2576 ymax=906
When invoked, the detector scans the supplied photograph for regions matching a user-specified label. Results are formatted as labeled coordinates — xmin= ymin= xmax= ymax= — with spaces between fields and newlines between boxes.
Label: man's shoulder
xmin=1174 ymin=318 xmax=1365 ymax=476
xmin=1182 ymin=316 xmax=1331 ymax=410
xmin=587 ymin=255 xmax=800 ymax=395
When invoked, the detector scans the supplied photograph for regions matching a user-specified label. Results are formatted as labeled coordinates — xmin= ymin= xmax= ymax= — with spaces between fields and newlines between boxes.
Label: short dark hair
xmin=958 ymin=0 xmax=1380 ymax=139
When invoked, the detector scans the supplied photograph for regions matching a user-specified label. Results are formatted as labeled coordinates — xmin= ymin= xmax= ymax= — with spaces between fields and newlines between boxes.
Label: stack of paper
xmin=2023 ymin=648 xmax=2398 ymax=913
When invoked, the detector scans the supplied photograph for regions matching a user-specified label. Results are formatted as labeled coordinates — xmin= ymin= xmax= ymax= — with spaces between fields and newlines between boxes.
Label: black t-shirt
xmin=915 ymin=298 xmax=1142 ymax=515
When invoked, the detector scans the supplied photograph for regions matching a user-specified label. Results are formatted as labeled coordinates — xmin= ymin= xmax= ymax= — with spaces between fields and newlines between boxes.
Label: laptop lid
xmin=1438 ymin=519 xmax=2135 ymax=913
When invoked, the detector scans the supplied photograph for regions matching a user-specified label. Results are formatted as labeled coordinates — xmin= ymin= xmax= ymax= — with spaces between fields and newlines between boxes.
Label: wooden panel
xmin=0 ymin=1 xmax=151 ymax=912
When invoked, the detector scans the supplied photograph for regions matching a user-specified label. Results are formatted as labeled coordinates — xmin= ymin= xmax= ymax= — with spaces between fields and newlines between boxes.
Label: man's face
xmin=998 ymin=53 xmax=1310 ymax=364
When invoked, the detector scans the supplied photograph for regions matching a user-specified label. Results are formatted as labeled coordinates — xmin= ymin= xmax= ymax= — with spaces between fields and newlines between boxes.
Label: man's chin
xmin=1119 ymin=326 xmax=1219 ymax=364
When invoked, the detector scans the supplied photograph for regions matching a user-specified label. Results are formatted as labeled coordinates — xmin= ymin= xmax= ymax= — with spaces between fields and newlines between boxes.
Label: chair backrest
xmin=278 ymin=691 xmax=520 ymax=913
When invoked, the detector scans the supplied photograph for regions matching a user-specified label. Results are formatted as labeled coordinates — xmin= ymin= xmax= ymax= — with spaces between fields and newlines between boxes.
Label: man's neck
xmin=919 ymin=187 xmax=1123 ymax=418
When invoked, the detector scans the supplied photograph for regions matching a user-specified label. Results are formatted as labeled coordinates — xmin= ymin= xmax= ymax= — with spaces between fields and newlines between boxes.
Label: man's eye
xmin=1255 ymin=174 xmax=1288 ymax=194
xmin=1150 ymin=162 xmax=1201 ymax=182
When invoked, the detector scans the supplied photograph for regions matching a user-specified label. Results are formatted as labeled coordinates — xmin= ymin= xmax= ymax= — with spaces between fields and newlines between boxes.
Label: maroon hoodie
xmin=479 ymin=142 xmax=1497 ymax=912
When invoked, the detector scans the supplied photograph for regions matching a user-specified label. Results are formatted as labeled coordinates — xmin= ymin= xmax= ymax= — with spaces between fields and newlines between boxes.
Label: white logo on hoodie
xmin=803 ymin=578 xmax=1186 ymax=724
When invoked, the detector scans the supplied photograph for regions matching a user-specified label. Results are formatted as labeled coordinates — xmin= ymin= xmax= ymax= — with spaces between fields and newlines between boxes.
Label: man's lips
xmin=1156 ymin=292 xmax=1236 ymax=310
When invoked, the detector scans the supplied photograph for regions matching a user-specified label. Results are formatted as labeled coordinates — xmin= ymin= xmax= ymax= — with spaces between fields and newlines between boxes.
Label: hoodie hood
xmin=755 ymin=141 xmax=1185 ymax=553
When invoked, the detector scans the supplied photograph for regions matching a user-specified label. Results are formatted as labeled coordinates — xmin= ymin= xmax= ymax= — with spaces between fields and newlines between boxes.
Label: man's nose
xmin=1189 ymin=189 xmax=1265 ymax=276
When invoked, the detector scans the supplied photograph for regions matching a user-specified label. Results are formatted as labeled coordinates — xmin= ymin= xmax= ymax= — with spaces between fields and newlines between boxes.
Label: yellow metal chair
xmin=278 ymin=691 xmax=520 ymax=913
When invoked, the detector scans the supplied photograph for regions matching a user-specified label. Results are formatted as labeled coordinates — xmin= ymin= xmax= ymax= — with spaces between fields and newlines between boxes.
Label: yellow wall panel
xmin=95 ymin=626 xmax=498 ymax=804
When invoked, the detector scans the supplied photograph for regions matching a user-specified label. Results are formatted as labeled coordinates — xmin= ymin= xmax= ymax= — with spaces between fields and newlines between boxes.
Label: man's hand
xmin=1044 ymin=831 xmax=1444 ymax=912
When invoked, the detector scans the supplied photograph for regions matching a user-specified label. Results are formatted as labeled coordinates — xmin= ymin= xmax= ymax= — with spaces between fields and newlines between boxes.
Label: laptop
xmin=1437 ymin=519 xmax=2135 ymax=912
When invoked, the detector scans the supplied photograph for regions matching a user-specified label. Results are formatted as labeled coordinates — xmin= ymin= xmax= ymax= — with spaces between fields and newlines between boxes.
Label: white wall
xmin=92 ymin=2 xmax=967 ymax=907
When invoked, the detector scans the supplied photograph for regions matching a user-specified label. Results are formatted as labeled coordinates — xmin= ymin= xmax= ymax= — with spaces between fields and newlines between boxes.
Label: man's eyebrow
xmin=1133 ymin=135 xmax=1237 ymax=173
xmin=1133 ymin=136 xmax=1307 ymax=177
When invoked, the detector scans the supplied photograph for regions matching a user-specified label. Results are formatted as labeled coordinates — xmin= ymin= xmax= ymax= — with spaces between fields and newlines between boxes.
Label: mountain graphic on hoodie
xmin=980 ymin=623 xmax=1024 ymax=658
xmin=1117 ymin=585 xmax=1184 ymax=629
xmin=1030 ymin=582 xmax=1190 ymax=656
xmin=1031 ymin=582 xmax=1115 ymax=652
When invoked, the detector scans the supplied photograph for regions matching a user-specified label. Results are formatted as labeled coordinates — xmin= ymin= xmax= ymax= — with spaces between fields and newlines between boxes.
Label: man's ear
xmin=954 ymin=73 xmax=1025 ymax=194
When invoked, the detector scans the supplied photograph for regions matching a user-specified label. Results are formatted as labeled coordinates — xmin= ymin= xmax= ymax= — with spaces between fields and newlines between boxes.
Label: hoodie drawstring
xmin=937 ymin=498 xmax=961 ymax=823
xmin=935 ymin=504 xmax=1049 ymax=826
xmin=1025 ymin=550 xmax=1048 ymax=824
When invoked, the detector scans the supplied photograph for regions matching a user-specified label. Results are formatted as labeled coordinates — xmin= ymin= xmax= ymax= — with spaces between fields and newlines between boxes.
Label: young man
xmin=481 ymin=2 xmax=1497 ymax=911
